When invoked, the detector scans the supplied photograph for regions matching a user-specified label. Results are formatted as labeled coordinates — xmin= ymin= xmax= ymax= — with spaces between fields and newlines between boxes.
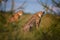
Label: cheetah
xmin=4 ymin=10 xmax=24 ymax=27
xmin=8 ymin=10 xmax=23 ymax=23
xmin=22 ymin=11 xmax=44 ymax=32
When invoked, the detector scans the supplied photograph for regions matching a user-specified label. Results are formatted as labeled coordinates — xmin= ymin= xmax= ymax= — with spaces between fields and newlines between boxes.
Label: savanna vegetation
xmin=0 ymin=11 xmax=60 ymax=40
xmin=0 ymin=0 xmax=60 ymax=40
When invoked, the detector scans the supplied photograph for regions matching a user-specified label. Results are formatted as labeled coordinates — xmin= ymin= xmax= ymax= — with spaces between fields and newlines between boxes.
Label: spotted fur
xmin=4 ymin=10 xmax=23 ymax=27
xmin=8 ymin=10 xmax=23 ymax=23
xmin=22 ymin=11 xmax=44 ymax=32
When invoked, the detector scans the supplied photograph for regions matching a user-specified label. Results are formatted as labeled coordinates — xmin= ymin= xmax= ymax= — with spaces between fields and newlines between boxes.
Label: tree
xmin=0 ymin=0 xmax=2 ymax=11
xmin=10 ymin=0 xmax=14 ymax=14
xmin=37 ymin=0 xmax=54 ymax=13
xmin=3 ymin=0 xmax=8 ymax=11
xmin=13 ymin=0 xmax=27 ymax=12
xmin=0 ymin=0 xmax=8 ymax=12
xmin=11 ymin=0 xmax=27 ymax=14
xmin=37 ymin=0 xmax=60 ymax=14
xmin=52 ymin=0 xmax=60 ymax=8
xmin=52 ymin=0 xmax=60 ymax=15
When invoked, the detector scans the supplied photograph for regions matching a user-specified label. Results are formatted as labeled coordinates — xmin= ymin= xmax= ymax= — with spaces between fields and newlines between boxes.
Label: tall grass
xmin=0 ymin=12 xmax=60 ymax=40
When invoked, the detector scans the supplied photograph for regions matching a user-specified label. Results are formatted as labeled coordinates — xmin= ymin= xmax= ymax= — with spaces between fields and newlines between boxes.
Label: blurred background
xmin=0 ymin=0 xmax=60 ymax=40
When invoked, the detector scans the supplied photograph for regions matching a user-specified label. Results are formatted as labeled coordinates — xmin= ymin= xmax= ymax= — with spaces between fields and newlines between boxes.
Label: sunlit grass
xmin=0 ymin=13 xmax=60 ymax=40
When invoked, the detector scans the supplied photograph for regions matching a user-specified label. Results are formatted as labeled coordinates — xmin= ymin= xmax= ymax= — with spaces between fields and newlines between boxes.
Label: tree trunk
xmin=11 ymin=0 xmax=14 ymax=14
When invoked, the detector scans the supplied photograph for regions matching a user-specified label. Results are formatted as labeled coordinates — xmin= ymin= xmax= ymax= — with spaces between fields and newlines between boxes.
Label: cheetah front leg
xmin=36 ymin=20 xmax=40 ymax=30
xmin=36 ymin=18 xmax=41 ymax=30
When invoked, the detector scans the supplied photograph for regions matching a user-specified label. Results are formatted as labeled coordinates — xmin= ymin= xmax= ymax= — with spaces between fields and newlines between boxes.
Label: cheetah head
xmin=17 ymin=10 xmax=24 ymax=16
xmin=38 ymin=11 xmax=45 ymax=17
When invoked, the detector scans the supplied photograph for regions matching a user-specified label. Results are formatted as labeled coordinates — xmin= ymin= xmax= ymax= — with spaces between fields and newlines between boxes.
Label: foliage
xmin=0 ymin=12 xmax=60 ymax=40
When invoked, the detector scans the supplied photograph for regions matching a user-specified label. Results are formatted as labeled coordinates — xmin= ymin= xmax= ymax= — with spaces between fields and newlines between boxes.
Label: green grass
xmin=0 ymin=13 xmax=60 ymax=40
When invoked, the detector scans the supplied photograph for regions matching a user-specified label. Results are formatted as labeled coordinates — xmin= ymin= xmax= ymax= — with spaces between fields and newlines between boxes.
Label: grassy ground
xmin=0 ymin=13 xmax=60 ymax=40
